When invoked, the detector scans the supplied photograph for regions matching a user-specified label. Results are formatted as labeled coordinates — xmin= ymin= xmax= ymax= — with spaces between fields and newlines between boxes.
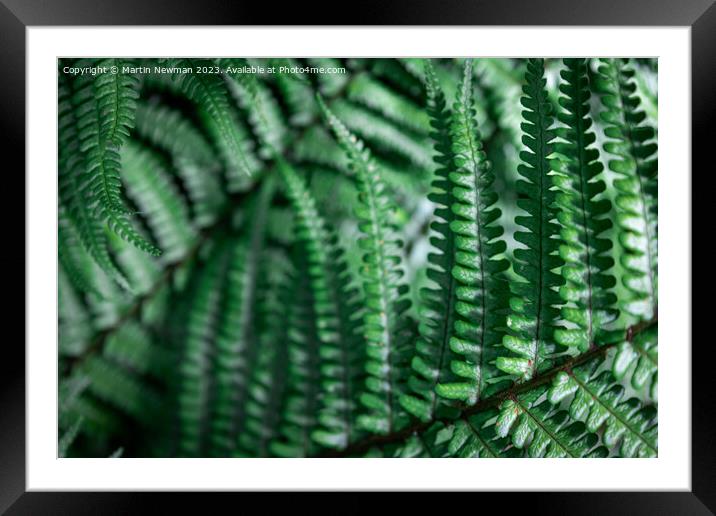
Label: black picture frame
xmin=4 ymin=0 xmax=711 ymax=513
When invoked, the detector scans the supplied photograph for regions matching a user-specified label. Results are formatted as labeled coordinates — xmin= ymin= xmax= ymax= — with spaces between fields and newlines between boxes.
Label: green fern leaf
xmin=236 ymin=250 xmax=291 ymax=457
xmin=133 ymin=100 xmax=220 ymax=170
xmin=72 ymin=59 xmax=137 ymax=216
xmin=435 ymin=59 xmax=509 ymax=405
xmin=77 ymin=355 xmax=163 ymax=425
xmin=496 ymin=385 xmax=608 ymax=457
xmin=59 ymin=74 xmax=132 ymax=288
xmin=318 ymin=96 xmax=412 ymax=435
xmin=277 ymin=160 xmax=364 ymax=449
xmin=177 ymin=244 xmax=232 ymax=457
xmin=208 ymin=180 xmax=274 ymax=456
xmin=548 ymin=356 xmax=657 ymax=457
xmin=69 ymin=62 xmax=161 ymax=259
xmin=552 ymin=58 xmax=618 ymax=353
xmin=496 ymin=58 xmax=565 ymax=381
xmin=612 ymin=324 xmax=658 ymax=402
xmin=270 ymin=58 xmax=318 ymax=126
xmin=443 ymin=408 xmax=522 ymax=457
xmin=120 ymin=141 xmax=196 ymax=262
xmin=330 ymin=99 xmax=433 ymax=169
xmin=132 ymin=100 xmax=226 ymax=227
xmin=221 ymin=58 xmax=289 ymax=156
xmin=346 ymin=72 xmax=430 ymax=135
xmin=399 ymin=59 xmax=461 ymax=422
xmin=594 ymin=58 xmax=658 ymax=321
xmin=160 ymin=58 xmax=257 ymax=184
xmin=270 ymin=250 xmax=323 ymax=457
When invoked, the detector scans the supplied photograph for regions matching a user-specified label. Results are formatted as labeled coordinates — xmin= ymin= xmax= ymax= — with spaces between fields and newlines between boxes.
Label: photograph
xmin=56 ymin=56 xmax=658 ymax=459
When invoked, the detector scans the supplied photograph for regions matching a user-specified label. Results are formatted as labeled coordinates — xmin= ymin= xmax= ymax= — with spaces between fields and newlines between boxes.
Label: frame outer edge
xmin=0 ymin=0 xmax=714 ymax=25
xmin=0 ymin=0 xmax=27 ymax=514
xmin=692 ymin=1 xmax=716 ymax=514
xmin=3 ymin=0 xmax=712 ymax=510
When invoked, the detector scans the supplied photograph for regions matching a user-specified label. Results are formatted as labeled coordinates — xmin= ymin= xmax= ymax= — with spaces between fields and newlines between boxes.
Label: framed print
xmin=4 ymin=0 xmax=712 ymax=512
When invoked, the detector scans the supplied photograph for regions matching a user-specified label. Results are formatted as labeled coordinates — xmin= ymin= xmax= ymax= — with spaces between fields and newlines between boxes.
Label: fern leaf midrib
xmin=610 ymin=65 xmax=658 ymax=308
xmin=568 ymin=369 xmax=657 ymax=454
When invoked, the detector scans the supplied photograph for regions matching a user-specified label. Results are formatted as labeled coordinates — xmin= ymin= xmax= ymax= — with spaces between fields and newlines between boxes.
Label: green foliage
xmin=399 ymin=60 xmax=461 ymax=422
xmin=548 ymin=355 xmax=657 ymax=457
xmin=277 ymin=160 xmax=363 ymax=448
xmin=594 ymin=58 xmax=658 ymax=321
xmin=552 ymin=58 xmax=618 ymax=353
xmin=442 ymin=409 xmax=521 ymax=458
xmin=434 ymin=60 xmax=509 ymax=405
xmin=58 ymin=57 xmax=658 ymax=459
xmin=159 ymin=58 xmax=258 ymax=188
xmin=495 ymin=385 xmax=609 ymax=458
xmin=496 ymin=58 xmax=564 ymax=382
xmin=319 ymin=96 xmax=413 ymax=436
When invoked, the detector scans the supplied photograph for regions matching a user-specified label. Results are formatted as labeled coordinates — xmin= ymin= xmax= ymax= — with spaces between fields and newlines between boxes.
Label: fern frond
xmin=270 ymin=250 xmax=323 ymax=457
xmin=134 ymin=99 xmax=227 ymax=227
xmin=102 ymin=208 xmax=162 ymax=258
xmin=294 ymin=126 xmax=427 ymax=200
xmin=108 ymin=229 xmax=162 ymax=295
xmin=57 ymin=57 xmax=659 ymax=459
xmin=77 ymin=355 xmax=163 ymax=425
xmin=58 ymin=208 xmax=102 ymax=296
xmin=59 ymin=75 xmax=131 ymax=289
xmin=612 ymin=324 xmax=658 ymax=402
xmin=278 ymin=160 xmax=364 ymax=448
xmin=549 ymin=356 xmax=657 ymax=457
xmin=319 ymin=96 xmax=412 ymax=436
xmin=346 ymin=72 xmax=430 ymax=135
xmin=72 ymin=59 xmax=136 ymax=216
xmin=177 ymin=244 xmax=232 ymax=457
xmin=120 ymin=141 xmax=196 ymax=263
xmin=133 ymin=100 xmax=220 ymax=170
xmin=435 ymin=59 xmax=509 ymax=405
xmin=552 ymin=58 xmax=618 ymax=353
xmin=496 ymin=58 xmax=564 ymax=382
xmin=236 ymin=250 xmax=291 ymax=457
xmin=495 ymin=385 xmax=608 ymax=457
xmin=208 ymin=180 xmax=274 ymax=456
xmin=308 ymin=58 xmax=349 ymax=96
xmin=399 ymin=59 xmax=461 ymax=422
xmin=221 ymin=59 xmax=289 ymax=156
xmin=329 ymin=99 xmax=433 ymax=169
xmin=70 ymin=63 xmax=162 ymax=259
xmin=104 ymin=322 xmax=172 ymax=379
xmin=160 ymin=58 xmax=257 ymax=184
xmin=370 ymin=59 xmax=425 ymax=100
xmin=270 ymin=58 xmax=319 ymax=126
xmin=594 ymin=58 xmax=658 ymax=321
xmin=442 ymin=408 xmax=522 ymax=457
xmin=58 ymin=268 xmax=92 ymax=357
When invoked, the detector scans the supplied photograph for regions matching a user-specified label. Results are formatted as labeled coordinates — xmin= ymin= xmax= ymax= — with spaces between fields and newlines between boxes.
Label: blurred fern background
xmin=58 ymin=57 xmax=658 ymax=458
